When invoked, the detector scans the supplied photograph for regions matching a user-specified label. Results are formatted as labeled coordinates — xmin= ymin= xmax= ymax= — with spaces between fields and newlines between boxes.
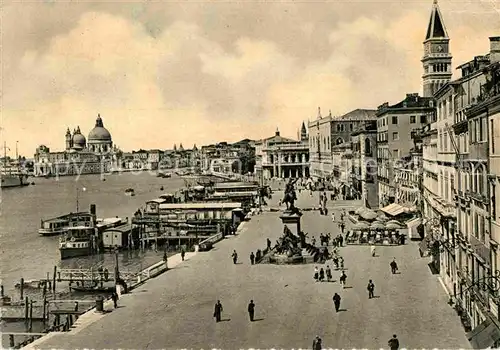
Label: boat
xmin=156 ymin=171 xmax=172 ymax=178
xmin=70 ymin=285 xmax=116 ymax=293
xmin=14 ymin=279 xmax=47 ymax=289
xmin=59 ymin=226 xmax=96 ymax=259
xmin=59 ymin=217 xmax=125 ymax=259
xmin=1 ymin=142 xmax=29 ymax=188
xmin=125 ymin=188 xmax=135 ymax=196
xmin=38 ymin=212 xmax=95 ymax=236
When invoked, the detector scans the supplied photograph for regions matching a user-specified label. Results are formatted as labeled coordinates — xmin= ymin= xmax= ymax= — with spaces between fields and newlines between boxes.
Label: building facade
xmin=377 ymin=94 xmax=434 ymax=207
xmin=308 ymin=108 xmax=376 ymax=181
xmin=351 ymin=121 xmax=379 ymax=208
xmin=254 ymin=128 xmax=309 ymax=180
xmin=34 ymin=114 xmax=121 ymax=176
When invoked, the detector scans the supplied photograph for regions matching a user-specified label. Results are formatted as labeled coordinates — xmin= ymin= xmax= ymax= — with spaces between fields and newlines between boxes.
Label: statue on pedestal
xmin=283 ymin=178 xmax=298 ymax=212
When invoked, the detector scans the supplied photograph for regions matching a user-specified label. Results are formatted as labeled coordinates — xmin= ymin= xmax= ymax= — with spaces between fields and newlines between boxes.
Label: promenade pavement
xmin=29 ymin=193 xmax=470 ymax=349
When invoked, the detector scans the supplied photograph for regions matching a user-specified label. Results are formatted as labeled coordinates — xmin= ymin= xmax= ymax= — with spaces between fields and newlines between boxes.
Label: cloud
xmin=2 ymin=1 xmax=500 ymax=157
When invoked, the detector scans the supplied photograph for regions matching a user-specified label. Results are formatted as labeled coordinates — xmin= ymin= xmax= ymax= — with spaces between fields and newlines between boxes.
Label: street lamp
xmin=76 ymin=186 xmax=87 ymax=212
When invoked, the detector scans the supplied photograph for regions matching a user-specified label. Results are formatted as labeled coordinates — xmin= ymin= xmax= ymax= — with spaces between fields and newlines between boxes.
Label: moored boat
xmin=125 ymin=188 xmax=135 ymax=196
xmin=38 ymin=212 xmax=95 ymax=236
xmin=59 ymin=226 xmax=95 ymax=259
xmin=70 ymin=285 xmax=116 ymax=293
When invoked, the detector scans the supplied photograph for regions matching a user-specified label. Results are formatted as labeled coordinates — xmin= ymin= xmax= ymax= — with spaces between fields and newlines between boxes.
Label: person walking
xmin=339 ymin=234 xmax=344 ymax=247
xmin=390 ymin=258 xmax=398 ymax=274
xmin=370 ymin=245 xmax=376 ymax=257
xmin=339 ymin=257 xmax=345 ymax=270
xmin=388 ymin=334 xmax=400 ymax=350
xmin=339 ymin=270 xmax=347 ymax=289
xmin=332 ymin=293 xmax=341 ymax=312
xmin=367 ymin=279 xmax=375 ymax=299
xmin=232 ymin=250 xmax=238 ymax=264
xmin=181 ymin=249 xmax=185 ymax=261
xmin=312 ymin=335 xmax=322 ymax=350
xmin=331 ymin=212 xmax=336 ymax=222
xmin=247 ymin=300 xmax=255 ymax=321
xmin=314 ymin=266 xmax=319 ymax=282
xmin=213 ymin=300 xmax=223 ymax=322
xmin=111 ymin=292 xmax=118 ymax=309
xmin=250 ymin=252 xmax=255 ymax=265
xmin=340 ymin=222 xmax=345 ymax=234
xmin=267 ymin=238 xmax=272 ymax=250
xmin=326 ymin=265 xmax=332 ymax=282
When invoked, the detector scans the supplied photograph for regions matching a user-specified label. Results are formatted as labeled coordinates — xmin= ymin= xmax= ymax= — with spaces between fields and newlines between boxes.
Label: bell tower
xmin=421 ymin=0 xmax=452 ymax=97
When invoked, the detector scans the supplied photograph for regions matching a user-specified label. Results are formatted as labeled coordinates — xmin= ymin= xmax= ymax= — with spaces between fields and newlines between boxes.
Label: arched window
xmin=477 ymin=164 xmax=485 ymax=194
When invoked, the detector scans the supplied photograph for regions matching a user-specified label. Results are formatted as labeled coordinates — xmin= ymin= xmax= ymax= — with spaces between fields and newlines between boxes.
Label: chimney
xmin=490 ymin=36 xmax=500 ymax=64
xmin=275 ymin=127 xmax=280 ymax=137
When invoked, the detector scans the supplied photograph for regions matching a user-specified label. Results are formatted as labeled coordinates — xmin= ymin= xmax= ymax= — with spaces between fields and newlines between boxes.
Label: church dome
xmin=88 ymin=114 xmax=112 ymax=142
xmin=72 ymin=126 xmax=86 ymax=149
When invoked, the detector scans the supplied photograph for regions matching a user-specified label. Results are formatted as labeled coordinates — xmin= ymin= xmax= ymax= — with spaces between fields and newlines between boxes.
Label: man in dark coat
xmin=333 ymin=293 xmax=341 ymax=312
xmin=232 ymin=250 xmax=238 ymax=264
xmin=267 ymin=238 xmax=272 ymax=250
xmin=390 ymin=258 xmax=398 ymax=274
xmin=367 ymin=279 xmax=375 ymax=299
xmin=388 ymin=334 xmax=399 ymax=350
xmin=250 ymin=252 xmax=255 ymax=265
xmin=312 ymin=335 xmax=322 ymax=350
xmin=181 ymin=249 xmax=185 ymax=261
xmin=247 ymin=300 xmax=255 ymax=321
xmin=214 ymin=300 xmax=223 ymax=322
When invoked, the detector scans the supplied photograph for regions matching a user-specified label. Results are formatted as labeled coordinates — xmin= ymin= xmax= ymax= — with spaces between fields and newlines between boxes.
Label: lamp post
xmin=76 ymin=186 xmax=87 ymax=212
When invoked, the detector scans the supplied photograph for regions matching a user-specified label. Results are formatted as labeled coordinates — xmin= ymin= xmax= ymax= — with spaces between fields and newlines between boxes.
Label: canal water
xmin=1 ymin=171 xmax=185 ymax=344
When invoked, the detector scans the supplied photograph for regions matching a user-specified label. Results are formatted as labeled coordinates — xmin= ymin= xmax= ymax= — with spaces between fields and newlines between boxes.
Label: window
xmin=393 ymin=149 xmax=399 ymax=158
xmin=410 ymin=116 xmax=416 ymax=123
xmin=492 ymin=120 xmax=495 ymax=154
xmin=420 ymin=115 xmax=427 ymax=124
xmin=350 ymin=123 xmax=353 ymax=131
xmin=392 ymin=116 xmax=398 ymax=125
xmin=392 ymin=132 xmax=399 ymax=140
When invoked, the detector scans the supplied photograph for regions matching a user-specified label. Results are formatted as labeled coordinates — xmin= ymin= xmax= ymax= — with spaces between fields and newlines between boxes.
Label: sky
xmin=2 ymin=0 xmax=500 ymax=156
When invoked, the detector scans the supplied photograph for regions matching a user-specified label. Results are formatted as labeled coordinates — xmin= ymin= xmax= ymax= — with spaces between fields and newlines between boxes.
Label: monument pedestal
xmin=279 ymin=210 xmax=303 ymax=236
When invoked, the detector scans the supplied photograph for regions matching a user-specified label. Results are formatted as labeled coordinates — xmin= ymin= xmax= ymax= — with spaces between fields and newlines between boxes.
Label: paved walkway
xmin=27 ymin=198 xmax=470 ymax=349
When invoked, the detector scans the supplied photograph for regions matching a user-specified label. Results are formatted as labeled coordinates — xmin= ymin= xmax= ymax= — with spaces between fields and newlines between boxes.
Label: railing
xmin=198 ymin=232 xmax=224 ymax=251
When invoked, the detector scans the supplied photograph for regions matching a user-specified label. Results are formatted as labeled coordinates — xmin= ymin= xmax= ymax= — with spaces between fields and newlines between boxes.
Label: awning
xmin=467 ymin=318 xmax=500 ymax=349
xmin=380 ymin=203 xmax=406 ymax=217
xmin=406 ymin=217 xmax=422 ymax=228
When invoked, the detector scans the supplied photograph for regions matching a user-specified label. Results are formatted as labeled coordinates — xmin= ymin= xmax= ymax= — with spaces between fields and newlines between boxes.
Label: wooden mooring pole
xmin=20 ymin=277 xmax=24 ymax=300
xmin=29 ymin=300 xmax=34 ymax=331
xmin=52 ymin=266 xmax=57 ymax=297
xmin=24 ymin=297 xmax=29 ymax=323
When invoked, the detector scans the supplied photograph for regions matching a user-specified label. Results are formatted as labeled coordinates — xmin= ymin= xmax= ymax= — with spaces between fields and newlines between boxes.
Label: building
xmin=308 ymin=108 xmax=376 ymax=181
xmin=201 ymin=140 xmax=254 ymax=175
xmin=331 ymin=141 xmax=354 ymax=198
xmin=34 ymin=114 xmax=121 ymax=176
xmin=377 ymin=94 xmax=434 ymax=207
xmin=393 ymin=138 xmax=422 ymax=210
xmin=351 ymin=121 xmax=379 ymax=208
xmin=254 ymin=127 xmax=309 ymax=180
xmin=446 ymin=38 xmax=500 ymax=345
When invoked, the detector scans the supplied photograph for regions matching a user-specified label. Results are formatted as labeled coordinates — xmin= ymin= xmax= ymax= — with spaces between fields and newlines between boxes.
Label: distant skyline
xmin=2 ymin=0 xmax=499 ymax=157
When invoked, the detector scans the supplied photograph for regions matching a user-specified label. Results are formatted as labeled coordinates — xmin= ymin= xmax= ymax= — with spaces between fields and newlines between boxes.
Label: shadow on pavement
xmin=252 ymin=318 xmax=265 ymax=322
xmin=220 ymin=319 xmax=231 ymax=322
xmin=338 ymin=309 xmax=347 ymax=312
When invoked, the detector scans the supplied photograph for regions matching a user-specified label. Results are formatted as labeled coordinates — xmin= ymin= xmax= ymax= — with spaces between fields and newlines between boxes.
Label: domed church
xmin=34 ymin=114 xmax=121 ymax=177
xmin=66 ymin=114 xmax=113 ymax=153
